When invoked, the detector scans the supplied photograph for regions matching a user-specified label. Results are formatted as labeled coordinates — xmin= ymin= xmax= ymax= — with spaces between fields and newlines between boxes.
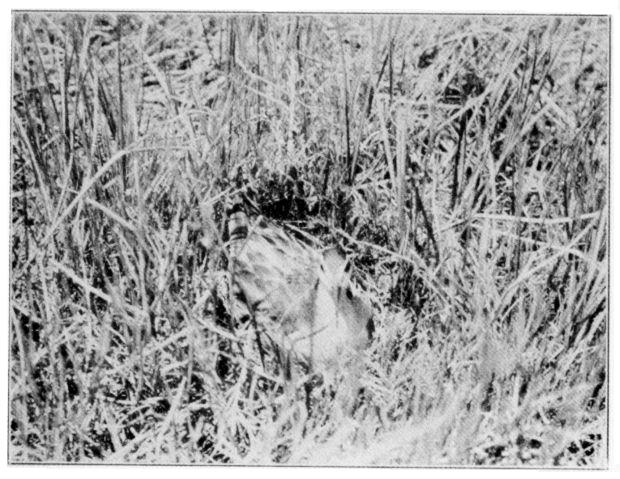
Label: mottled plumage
xmin=226 ymin=209 xmax=373 ymax=370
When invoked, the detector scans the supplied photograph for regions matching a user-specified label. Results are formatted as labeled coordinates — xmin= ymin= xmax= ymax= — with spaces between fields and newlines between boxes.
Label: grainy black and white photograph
xmin=9 ymin=10 xmax=609 ymax=466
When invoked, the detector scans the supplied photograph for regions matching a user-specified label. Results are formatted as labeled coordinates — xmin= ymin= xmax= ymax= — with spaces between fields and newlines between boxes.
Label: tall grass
xmin=10 ymin=13 xmax=607 ymax=465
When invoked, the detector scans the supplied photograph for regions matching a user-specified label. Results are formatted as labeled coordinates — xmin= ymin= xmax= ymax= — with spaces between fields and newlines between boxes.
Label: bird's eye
xmin=345 ymin=287 xmax=353 ymax=300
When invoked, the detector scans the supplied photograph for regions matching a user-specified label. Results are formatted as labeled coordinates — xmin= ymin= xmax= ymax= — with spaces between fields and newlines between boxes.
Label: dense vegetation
xmin=10 ymin=13 xmax=608 ymax=465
